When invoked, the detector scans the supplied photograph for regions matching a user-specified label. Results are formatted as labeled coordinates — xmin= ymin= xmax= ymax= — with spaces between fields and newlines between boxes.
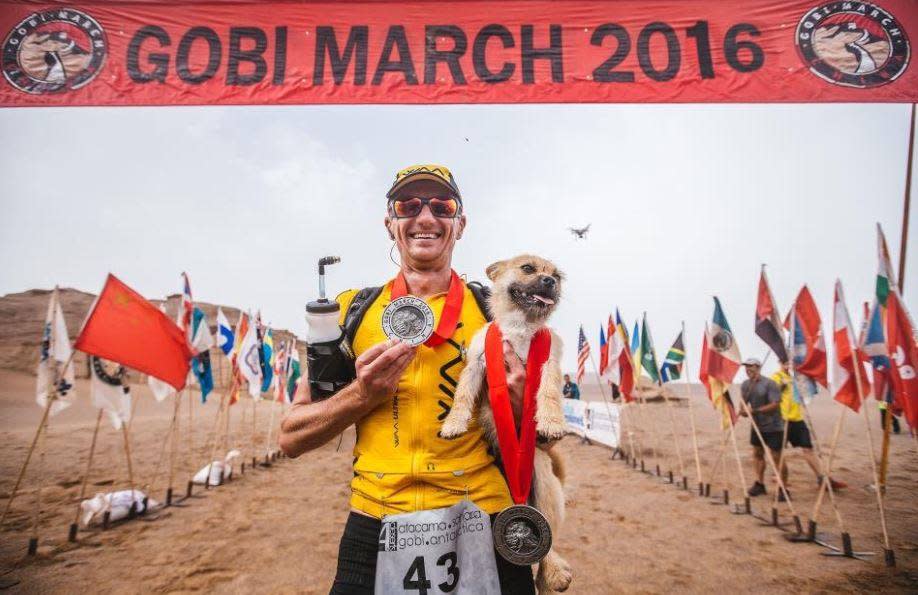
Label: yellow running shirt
xmin=771 ymin=369 xmax=803 ymax=422
xmin=337 ymin=280 xmax=513 ymax=519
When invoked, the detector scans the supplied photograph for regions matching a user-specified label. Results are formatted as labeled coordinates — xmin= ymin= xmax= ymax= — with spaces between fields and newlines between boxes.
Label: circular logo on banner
xmin=2 ymin=9 xmax=107 ymax=95
xmin=795 ymin=2 xmax=910 ymax=88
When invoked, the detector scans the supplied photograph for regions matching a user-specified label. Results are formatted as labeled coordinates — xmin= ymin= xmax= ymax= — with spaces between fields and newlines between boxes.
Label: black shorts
xmin=786 ymin=420 xmax=813 ymax=448
xmin=751 ymin=429 xmax=784 ymax=451
xmin=330 ymin=511 xmax=536 ymax=595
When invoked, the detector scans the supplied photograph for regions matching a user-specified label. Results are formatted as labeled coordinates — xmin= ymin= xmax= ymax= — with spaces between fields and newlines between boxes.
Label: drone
xmin=568 ymin=224 xmax=591 ymax=239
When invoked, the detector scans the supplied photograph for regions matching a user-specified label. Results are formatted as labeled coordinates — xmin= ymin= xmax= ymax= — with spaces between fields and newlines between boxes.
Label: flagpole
xmin=726 ymin=409 xmax=750 ymax=513
xmin=635 ymin=392 xmax=661 ymax=475
xmin=120 ymin=421 xmax=137 ymax=515
xmin=659 ymin=380 xmax=687 ymax=486
xmin=204 ymin=391 xmax=227 ymax=487
xmin=69 ymin=409 xmax=104 ymax=541
xmin=898 ymin=102 xmax=914 ymax=293
xmin=587 ymin=350 xmax=619 ymax=457
xmin=681 ymin=322 xmax=704 ymax=494
xmin=250 ymin=397 xmax=259 ymax=469
xmin=166 ymin=390 xmax=183 ymax=506
xmin=852 ymin=354 xmax=895 ymax=566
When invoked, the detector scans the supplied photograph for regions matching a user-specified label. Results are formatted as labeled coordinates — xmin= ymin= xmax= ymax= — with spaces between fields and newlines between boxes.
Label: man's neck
xmin=400 ymin=264 xmax=452 ymax=299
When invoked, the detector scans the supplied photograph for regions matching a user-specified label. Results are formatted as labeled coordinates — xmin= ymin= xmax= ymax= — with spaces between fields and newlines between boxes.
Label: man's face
xmin=564 ymin=375 xmax=570 ymax=383
xmin=744 ymin=364 xmax=760 ymax=380
xmin=780 ymin=361 xmax=790 ymax=373
xmin=385 ymin=180 xmax=466 ymax=270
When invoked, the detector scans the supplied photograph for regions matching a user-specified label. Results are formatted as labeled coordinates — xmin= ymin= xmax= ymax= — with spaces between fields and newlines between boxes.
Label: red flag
xmin=598 ymin=323 xmax=609 ymax=378
xmin=831 ymin=281 xmax=871 ymax=412
xmin=610 ymin=311 xmax=635 ymax=402
xmin=699 ymin=326 xmax=737 ymax=426
xmin=785 ymin=286 xmax=828 ymax=388
xmin=886 ymin=290 xmax=918 ymax=429
xmin=74 ymin=274 xmax=192 ymax=390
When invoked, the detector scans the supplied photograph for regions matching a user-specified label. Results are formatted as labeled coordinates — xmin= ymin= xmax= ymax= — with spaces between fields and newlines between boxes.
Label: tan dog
xmin=441 ymin=254 xmax=571 ymax=594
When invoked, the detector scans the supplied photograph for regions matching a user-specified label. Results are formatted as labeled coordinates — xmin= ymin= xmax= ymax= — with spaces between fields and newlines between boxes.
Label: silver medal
xmin=381 ymin=296 xmax=435 ymax=347
xmin=492 ymin=504 xmax=552 ymax=565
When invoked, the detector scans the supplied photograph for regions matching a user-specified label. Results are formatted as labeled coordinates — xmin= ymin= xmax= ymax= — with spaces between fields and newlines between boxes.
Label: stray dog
xmin=441 ymin=254 xmax=571 ymax=594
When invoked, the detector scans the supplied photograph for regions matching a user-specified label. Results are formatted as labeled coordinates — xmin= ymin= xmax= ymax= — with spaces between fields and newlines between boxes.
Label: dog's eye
xmin=520 ymin=264 xmax=535 ymax=274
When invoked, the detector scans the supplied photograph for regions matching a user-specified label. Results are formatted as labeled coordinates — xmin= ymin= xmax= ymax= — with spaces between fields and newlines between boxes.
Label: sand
xmin=0 ymin=370 xmax=916 ymax=593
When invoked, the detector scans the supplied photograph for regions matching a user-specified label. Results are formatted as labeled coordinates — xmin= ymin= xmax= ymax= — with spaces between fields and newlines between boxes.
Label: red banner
xmin=2 ymin=0 xmax=916 ymax=107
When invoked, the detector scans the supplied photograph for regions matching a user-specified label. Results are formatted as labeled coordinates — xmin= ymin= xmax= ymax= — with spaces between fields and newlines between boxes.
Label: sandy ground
xmin=0 ymin=370 xmax=916 ymax=593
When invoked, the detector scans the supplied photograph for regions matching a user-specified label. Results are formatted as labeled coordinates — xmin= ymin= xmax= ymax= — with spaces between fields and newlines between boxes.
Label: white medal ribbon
xmin=375 ymin=499 xmax=501 ymax=595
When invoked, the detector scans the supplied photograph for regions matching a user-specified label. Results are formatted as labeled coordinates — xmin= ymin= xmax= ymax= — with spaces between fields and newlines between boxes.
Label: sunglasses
xmin=388 ymin=196 xmax=461 ymax=219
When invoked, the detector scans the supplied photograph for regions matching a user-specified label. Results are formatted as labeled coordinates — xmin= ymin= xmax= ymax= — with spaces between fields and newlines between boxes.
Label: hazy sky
xmin=0 ymin=103 xmax=914 ymax=377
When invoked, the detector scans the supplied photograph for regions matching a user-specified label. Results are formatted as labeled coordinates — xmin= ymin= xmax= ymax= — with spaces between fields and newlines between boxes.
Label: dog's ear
xmin=485 ymin=260 xmax=506 ymax=282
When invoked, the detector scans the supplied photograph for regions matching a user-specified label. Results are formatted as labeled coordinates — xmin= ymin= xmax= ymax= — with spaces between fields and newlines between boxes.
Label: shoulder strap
xmin=342 ymin=286 xmax=384 ymax=348
xmin=467 ymin=281 xmax=493 ymax=322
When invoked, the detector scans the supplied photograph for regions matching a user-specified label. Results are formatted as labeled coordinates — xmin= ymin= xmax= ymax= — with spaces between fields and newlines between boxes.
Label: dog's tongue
xmin=532 ymin=294 xmax=555 ymax=305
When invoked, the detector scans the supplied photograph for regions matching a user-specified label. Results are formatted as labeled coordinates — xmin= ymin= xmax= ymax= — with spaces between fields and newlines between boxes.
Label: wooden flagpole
xmin=726 ymin=410 xmax=750 ymax=512
xmin=264 ymin=397 xmax=279 ymax=463
xmin=800 ymin=400 xmax=847 ymax=542
xmin=250 ymin=397 xmax=259 ymax=469
xmin=770 ymin=419 xmax=792 ymax=511
xmin=165 ymin=391 xmax=183 ymax=505
xmin=680 ymin=322 xmax=705 ymax=494
xmin=28 ymin=417 xmax=49 ymax=555
xmin=69 ymin=409 xmax=104 ymax=541
xmin=660 ymin=380 xmax=687 ymax=486
xmin=853 ymin=359 xmax=895 ymax=566
xmin=635 ymin=393 xmax=660 ymax=474
xmin=120 ymin=421 xmax=137 ymax=515
xmin=705 ymin=425 xmax=727 ymax=497
xmin=587 ymin=350 xmax=620 ymax=455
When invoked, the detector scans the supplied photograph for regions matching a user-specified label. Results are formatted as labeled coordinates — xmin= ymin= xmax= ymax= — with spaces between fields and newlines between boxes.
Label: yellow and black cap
xmin=386 ymin=164 xmax=462 ymax=200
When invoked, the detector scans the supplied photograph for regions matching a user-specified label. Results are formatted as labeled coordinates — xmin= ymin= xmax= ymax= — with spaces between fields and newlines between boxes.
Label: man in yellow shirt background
xmin=771 ymin=361 xmax=846 ymax=490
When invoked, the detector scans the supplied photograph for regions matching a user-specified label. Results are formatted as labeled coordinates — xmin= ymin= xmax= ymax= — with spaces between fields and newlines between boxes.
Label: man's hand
xmin=503 ymin=341 xmax=526 ymax=428
xmin=738 ymin=407 xmax=749 ymax=417
xmin=355 ymin=339 xmax=416 ymax=411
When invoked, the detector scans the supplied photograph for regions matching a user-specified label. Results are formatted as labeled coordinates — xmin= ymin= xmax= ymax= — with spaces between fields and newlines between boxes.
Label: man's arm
xmin=279 ymin=340 xmax=415 ymax=458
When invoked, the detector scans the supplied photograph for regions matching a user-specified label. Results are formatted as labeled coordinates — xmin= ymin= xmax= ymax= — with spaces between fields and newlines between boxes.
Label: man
xmin=738 ymin=358 xmax=783 ymax=498
xmin=771 ymin=361 xmax=846 ymax=490
xmin=279 ymin=165 xmax=537 ymax=594
xmin=562 ymin=373 xmax=580 ymax=400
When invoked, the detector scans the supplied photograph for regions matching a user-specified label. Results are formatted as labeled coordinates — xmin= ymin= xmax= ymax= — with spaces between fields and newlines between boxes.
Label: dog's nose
xmin=540 ymin=276 xmax=555 ymax=288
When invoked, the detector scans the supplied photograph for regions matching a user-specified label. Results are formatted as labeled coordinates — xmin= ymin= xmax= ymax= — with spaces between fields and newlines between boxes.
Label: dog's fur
xmin=441 ymin=254 xmax=571 ymax=594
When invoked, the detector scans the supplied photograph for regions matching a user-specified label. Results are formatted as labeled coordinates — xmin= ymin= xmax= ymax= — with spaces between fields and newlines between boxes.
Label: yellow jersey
xmin=337 ymin=280 xmax=513 ymax=519
xmin=771 ymin=369 xmax=803 ymax=422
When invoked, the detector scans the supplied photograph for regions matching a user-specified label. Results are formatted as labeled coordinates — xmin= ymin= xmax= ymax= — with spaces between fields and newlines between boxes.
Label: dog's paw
xmin=538 ymin=556 xmax=572 ymax=593
xmin=536 ymin=415 xmax=566 ymax=440
xmin=439 ymin=416 xmax=470 ymax=439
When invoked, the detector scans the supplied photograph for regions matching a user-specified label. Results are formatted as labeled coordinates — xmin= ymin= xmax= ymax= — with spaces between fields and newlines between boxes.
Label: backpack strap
xmin=467 ymin=281 xmax=493 ymax=322
xmin=342 ymin=286 xmax=384 ymax=354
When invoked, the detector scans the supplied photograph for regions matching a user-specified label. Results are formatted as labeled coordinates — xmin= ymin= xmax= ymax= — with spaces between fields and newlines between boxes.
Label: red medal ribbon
xmin=484 ymin=323 xmax=551 ymax=505
xmin=390 ymin=270 xmax=464 ymax=347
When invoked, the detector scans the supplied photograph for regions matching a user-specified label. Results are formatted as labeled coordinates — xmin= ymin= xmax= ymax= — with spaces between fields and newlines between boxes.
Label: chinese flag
xmin=75 ymin=274 xmax=192 ymax=390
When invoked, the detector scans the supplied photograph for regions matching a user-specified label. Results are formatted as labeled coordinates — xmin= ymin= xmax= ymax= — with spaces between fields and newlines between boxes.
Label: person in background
xmin=771 ymin=360 xmax=846 ymax=490
xmin=739 ymin=358 xmax=783 ymax=499
xmin=563 ymin=374 xmax=580 ymax=400
xmin=878 ymin=401 xmax=901 ymax=435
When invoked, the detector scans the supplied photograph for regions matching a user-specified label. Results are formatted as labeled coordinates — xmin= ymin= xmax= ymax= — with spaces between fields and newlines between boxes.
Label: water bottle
xmin=305 ymin=256 xmax=351 ymax=400
xmin=306 ymin=256 xmax=342 ymax=343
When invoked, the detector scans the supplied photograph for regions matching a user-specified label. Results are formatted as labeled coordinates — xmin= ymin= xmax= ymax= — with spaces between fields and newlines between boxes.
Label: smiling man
xmin=279 ymin=164 xmax=536 ymax=594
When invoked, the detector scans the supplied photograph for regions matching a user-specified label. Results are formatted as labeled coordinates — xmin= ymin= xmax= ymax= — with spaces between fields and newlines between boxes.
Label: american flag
xmin=577 ymin=326 xmax=589 ymax=385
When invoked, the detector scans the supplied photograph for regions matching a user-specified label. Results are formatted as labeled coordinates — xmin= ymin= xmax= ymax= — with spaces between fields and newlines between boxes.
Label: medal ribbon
xmin=390 ymin=269 xmax=464 ymax=347
xmin=484 ymin=323 xmax=551 ymax=505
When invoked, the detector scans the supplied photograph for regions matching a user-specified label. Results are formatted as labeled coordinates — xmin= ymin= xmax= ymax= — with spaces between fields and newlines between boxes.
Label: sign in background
xmin=564 ymin=398 xmax=620 ymax=448
xmin=1 ymin=0 xmax=916 ymax=107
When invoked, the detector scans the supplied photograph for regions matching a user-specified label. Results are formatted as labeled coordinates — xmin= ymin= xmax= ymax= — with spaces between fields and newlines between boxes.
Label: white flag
xmin=237 ymin=313 xmax=263 ymax=400
xmin=147 ymin=303 xmax=177 ymax=402
xmin=36 ymin=288 xmax=76 ymax=416
xmin=190 ymin=307 xmax=215 ymax=354
xmin=89 ymin=356 xmax=132 ymax=430
xmin=216 ymin=307 xmax=234 ymax=358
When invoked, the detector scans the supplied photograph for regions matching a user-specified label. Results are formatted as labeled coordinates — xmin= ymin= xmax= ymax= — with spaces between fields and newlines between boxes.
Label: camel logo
xmin=2 ymin=8 xmax=107 ymax=94
xmin=795 ymin=2 xmax=910 ymax=88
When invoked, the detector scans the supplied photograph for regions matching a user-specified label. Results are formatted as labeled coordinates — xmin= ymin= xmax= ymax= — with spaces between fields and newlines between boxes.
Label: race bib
xmin=375 ymin=499 xmax=501 ymax=595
